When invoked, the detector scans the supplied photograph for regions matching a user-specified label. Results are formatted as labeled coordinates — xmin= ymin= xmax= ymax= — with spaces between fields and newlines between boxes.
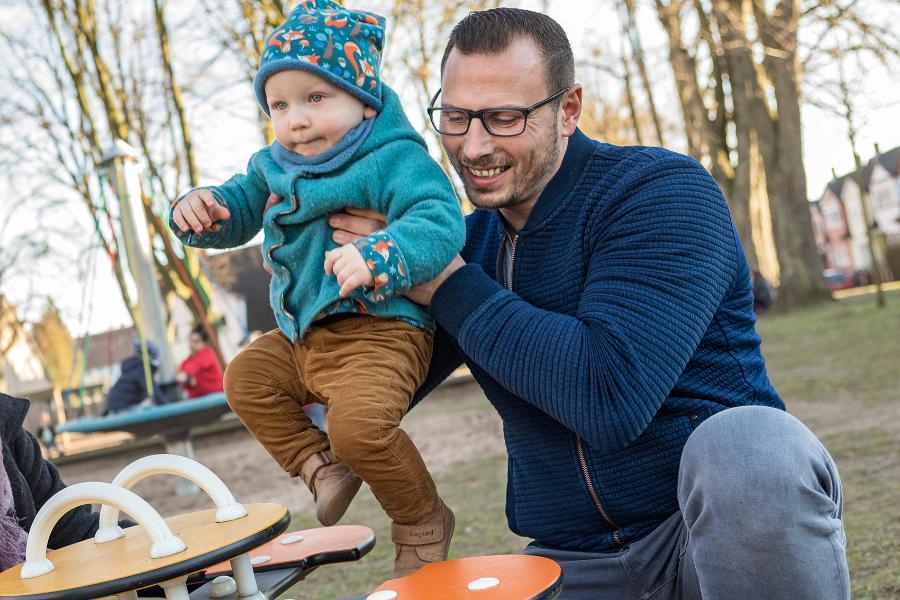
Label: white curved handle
xmin=20 ymin=482 xmax=186 ymax=579
xmin=96 ymin=454 xmax=247 ymax=544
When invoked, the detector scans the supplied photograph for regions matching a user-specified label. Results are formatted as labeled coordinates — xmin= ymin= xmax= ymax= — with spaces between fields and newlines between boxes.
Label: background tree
xmin=649 ymin=0 xmax=899 ymax=308
xmin=31 ymin=301 xmax=77 ymax=390
xmin=0 ymin=0 xmax=227 ymax=362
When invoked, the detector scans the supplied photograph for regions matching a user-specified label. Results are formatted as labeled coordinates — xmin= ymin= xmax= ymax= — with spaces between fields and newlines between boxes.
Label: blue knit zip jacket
xmin=169 ymin=85 xmax=465 ymax=341
xmin=416 ymin=129 xmax=784 ymax=552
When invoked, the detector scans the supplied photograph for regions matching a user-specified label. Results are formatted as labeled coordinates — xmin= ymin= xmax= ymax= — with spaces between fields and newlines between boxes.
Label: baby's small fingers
xmin=323 ymin=250 xmax=338 ymax=275
xmin=339 ymin=272 xmax=363 ymax=297
xmin=199 ymin=190 xmax=218 ymax=209
xmin=172 ymin=209 xmax=189 ymax=233
xmin=182 ymin=203 xmax=205 ymax=233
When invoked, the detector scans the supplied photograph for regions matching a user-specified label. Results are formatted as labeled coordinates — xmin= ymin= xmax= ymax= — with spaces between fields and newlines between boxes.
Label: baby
xmin=169 ymin=0 xmax=464 ymax=576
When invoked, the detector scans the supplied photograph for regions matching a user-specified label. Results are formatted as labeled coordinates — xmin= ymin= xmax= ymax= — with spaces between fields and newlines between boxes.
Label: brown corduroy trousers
xmin=223 ymin=315 xmax=438 ymax=524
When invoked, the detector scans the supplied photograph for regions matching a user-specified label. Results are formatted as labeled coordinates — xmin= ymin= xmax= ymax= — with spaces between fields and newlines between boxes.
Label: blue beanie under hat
xmin=254 ymin=0 xmax=385 ymax=116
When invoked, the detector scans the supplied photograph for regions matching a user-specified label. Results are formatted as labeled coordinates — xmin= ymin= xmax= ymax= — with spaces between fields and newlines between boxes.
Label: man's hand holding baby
xmin=172 ymin=189 xmax=231 ymax=234
xmin=324 ymin=244 xmax=375 ymax=297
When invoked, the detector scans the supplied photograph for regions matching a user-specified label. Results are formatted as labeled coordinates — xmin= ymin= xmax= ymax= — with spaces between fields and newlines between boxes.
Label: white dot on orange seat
xmin=468 ymin=577 xmax=501 ymax=590
xmin=366 ymin=591 xmax=398 ymax=600
xmin=280 ymin=534 xmax=304 ymax=544
xmin=251 ymin=555 xmax=271 ymax=565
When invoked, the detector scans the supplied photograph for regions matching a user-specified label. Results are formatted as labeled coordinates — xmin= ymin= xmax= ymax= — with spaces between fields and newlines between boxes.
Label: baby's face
xmin=265 ymin=70 xmax=376 ymax=157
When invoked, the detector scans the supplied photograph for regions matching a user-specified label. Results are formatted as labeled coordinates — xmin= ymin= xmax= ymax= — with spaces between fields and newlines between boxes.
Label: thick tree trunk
xmin=752 ymin=0 xmax=828 ymax=305
xmin=657 ymin=0 xmax=826 ymax=307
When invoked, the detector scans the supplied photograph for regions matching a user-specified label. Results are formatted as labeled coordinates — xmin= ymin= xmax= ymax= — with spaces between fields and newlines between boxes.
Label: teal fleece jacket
xmin=169 ymin=86 xmax=465 ymax=341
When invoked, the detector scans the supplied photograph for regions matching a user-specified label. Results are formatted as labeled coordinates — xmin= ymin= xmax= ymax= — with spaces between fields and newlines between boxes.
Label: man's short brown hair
xmin=440 ymin=8 xmax=575 ymax=95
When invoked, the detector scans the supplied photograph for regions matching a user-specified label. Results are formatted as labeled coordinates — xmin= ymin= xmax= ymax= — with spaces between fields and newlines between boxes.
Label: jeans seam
xmin=645 ymin=573 xmax=678 ymax=599
xmin=619 ymin=555 xmax=647 ymax=598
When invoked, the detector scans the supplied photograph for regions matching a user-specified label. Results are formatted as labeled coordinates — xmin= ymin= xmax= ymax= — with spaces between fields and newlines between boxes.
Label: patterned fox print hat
xmin=254 ymin=0 xmax=386 ymax=116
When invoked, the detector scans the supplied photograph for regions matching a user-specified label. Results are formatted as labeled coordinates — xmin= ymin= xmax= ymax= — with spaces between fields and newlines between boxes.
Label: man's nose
xmin=461 ymin=117 xmax=495 ymax=162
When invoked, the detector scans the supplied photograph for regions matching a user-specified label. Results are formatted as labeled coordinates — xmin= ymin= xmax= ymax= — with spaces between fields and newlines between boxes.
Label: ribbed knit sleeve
xmin=431 ymin=153 xmax=738 ymax=453
xmin=168 ymin=156 xmax=269 ymax=249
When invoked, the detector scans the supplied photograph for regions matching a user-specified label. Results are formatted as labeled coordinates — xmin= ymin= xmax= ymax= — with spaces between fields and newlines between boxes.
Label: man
xmin=330 ymin=8 xmax=848 ymax=599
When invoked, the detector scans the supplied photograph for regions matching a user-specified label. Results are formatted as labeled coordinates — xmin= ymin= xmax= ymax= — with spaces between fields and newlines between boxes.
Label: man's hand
xmin=328 ymin=207 xmax=387 ymax=245
xmin=172 ymin=189 xmax=231 ymax=234
xmin=404 ymin=255 xmax=466 ymax=306
xmin=324 ymin=244 xmax=375 ymax=297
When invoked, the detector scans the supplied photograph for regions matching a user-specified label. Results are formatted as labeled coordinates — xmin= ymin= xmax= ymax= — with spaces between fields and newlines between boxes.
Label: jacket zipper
xmin=576 ymin=437 xmax=624 ymax=546
xmin=495 ymin=231 xmax=624 ymax=547
xmin=495 ymin=231 xmax=518 ymax=285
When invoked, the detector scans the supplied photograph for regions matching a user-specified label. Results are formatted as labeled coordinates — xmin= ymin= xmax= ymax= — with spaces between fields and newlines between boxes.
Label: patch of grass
xmin=757 ymin=290 xmax=900 ymax=407
xmin=760 ymin=290 xmax=900 ymax=599
xmin=819 ymin=427 xmax=900 ymax=600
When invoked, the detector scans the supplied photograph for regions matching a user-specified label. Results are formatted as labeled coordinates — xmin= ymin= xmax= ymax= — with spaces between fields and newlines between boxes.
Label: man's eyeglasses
xmin=427 ymin=87 xmax=569 ymax=137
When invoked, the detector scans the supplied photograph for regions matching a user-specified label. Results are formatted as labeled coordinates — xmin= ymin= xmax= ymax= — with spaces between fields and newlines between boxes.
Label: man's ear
xmin=364 ymin=106 xmax=377 ymax=119
xmin=561 ymin=84 xmax=582 ymax=137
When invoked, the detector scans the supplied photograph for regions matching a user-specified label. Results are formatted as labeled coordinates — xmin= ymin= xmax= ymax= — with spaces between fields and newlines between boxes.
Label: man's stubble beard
xmin=457 ymin=124 xmax=562 ymax=211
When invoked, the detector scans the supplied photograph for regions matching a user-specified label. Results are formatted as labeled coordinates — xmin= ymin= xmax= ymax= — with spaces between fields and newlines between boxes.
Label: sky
xmin=1 ymin=0 xmax=898 ymax=339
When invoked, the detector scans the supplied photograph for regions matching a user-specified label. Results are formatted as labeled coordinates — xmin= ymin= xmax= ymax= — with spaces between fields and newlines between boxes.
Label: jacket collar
xmin=0 ymin=394 xmax=29 ymax=441
xmin=520 ymin=127 xmax=593 ymax=234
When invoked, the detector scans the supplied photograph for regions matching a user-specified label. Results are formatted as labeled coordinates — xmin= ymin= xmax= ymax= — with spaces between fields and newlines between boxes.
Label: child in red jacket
xmin=176 ymin=325 xmax=224 ymax=398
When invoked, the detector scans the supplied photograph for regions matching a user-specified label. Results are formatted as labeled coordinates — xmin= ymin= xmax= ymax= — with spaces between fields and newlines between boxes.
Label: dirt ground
xmin=55 ymin=379 xmax=505 ymax=518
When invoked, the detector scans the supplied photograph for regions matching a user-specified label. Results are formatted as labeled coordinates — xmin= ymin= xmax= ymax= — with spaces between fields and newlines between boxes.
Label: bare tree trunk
xmin=153 ymin=0 xmax=199 ymax=187
xmin=623 ymin=0 xmax=665 ymax=145
xmin=618 ymin=31 xmax=645 ymax=145
xmin=751 ymin=0 xmax=827 ymax=305
xmin=73 ymin=0 xmax=129 ymax=139
xmin=656 ymin=0 xmax=827 ymax=307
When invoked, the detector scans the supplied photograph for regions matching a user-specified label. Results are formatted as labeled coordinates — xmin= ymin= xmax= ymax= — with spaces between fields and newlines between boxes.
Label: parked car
xmin=823 ymin=268 xmax=856 ymax=292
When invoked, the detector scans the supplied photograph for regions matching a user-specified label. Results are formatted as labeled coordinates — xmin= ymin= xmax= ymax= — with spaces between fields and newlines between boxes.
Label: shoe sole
xmin=316 ymin=472 xmax=363 ymax=526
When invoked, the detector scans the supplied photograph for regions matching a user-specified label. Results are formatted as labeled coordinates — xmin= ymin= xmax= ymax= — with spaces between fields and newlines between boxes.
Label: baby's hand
xmin=172 ymin=189 xmax=231 ymax=234
xmin=324 ymin=244 xmax=375 ymax=297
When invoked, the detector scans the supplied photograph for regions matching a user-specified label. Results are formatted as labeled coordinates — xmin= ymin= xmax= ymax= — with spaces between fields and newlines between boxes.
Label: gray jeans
xmin=524 ymin=406 xmax=849 ymax=600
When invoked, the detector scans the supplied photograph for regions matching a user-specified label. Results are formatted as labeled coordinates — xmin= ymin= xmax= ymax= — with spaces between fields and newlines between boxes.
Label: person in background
xmin=751 ymin=269 xmax=776 ymax=312
xmin=35 ymin=410 xmax=60 ymax=459
xmin=175 ymin=325 xmax=224 ymax=399
xmin=105 ymin=340 xmax=170 ymax=414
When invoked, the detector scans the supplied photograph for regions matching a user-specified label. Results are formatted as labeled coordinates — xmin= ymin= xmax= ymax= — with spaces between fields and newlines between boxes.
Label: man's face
xmin=439 ymin=38 xmax=565 ymax=214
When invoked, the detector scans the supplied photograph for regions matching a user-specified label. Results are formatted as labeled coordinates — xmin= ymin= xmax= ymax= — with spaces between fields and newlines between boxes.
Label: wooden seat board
xmin=373 ymin=554 xmax=563 ymax=600
xmin=0 ymin=503 xmax=289 ymax=600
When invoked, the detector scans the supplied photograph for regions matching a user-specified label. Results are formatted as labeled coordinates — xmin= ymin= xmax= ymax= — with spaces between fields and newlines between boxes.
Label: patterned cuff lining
xmin=353 ymin=231 xmax=411 ymax=303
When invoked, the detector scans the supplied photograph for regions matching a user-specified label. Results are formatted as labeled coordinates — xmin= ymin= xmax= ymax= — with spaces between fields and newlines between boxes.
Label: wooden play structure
xmin=0 ymin=454 xmax=562 ymax=599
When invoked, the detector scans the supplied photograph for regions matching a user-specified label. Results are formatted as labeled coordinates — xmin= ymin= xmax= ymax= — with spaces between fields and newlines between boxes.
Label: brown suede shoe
xmin=391 ymin=498 xmax=455 ymax=578
xmin=299 ymin=450 xmax=362 ymax=526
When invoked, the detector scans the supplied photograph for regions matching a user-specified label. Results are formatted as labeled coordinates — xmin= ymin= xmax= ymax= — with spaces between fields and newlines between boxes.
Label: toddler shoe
xmin=391 ymin=498 xmax=455 ymax=577
xmin=299 ymin=449 xmax=362 ymax=526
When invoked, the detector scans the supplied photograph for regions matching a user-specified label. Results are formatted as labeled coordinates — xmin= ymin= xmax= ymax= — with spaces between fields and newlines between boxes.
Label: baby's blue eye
xmin=310 ymin=94 xmax=324 ymax=103
xmin=272 ymin=101 xmax=287 ymax=111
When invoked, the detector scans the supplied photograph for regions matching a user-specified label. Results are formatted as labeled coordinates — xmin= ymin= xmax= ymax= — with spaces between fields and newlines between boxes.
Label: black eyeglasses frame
xmin=426 ymin=87 xmax=570 ymax=137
